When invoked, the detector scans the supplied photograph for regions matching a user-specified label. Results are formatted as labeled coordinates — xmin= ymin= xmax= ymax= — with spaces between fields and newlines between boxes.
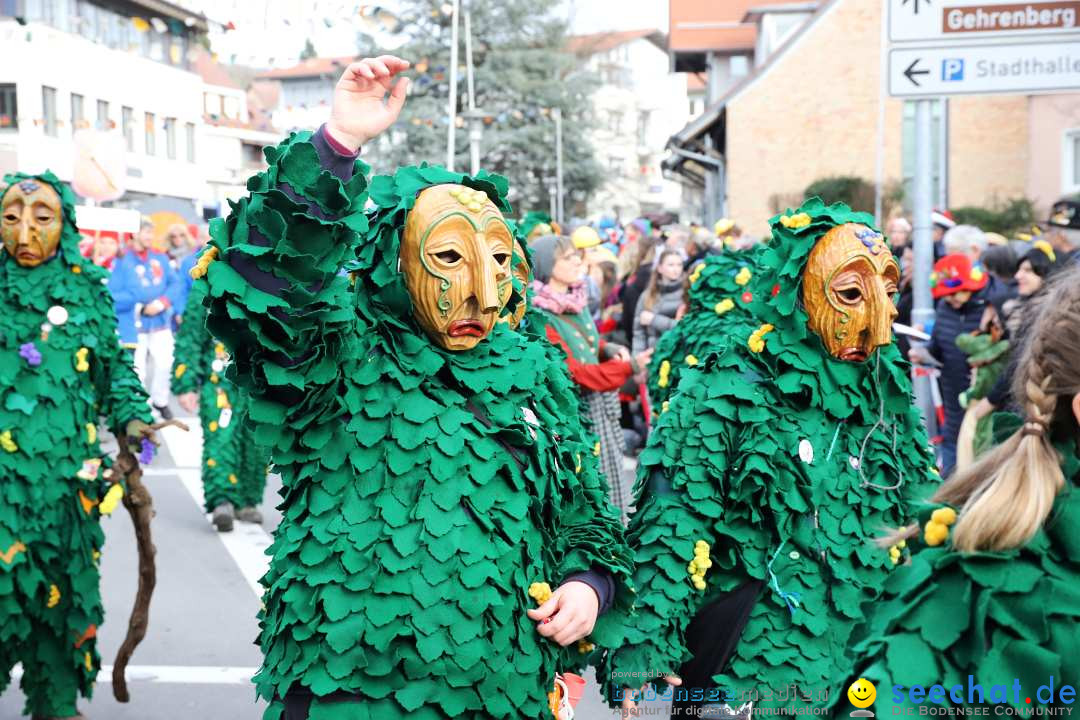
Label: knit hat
xmin=931 ymin=253 xmax=987 ymax=299
xmin=571 ymin=225 xmax=602 ymax=249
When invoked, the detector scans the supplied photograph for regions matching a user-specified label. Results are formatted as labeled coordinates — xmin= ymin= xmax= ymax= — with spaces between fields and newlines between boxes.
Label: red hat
xmin=931 ymin=253 xmax=987 ymax=299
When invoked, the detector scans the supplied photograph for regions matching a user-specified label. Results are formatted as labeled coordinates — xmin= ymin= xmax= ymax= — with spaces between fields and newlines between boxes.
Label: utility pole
xmin=911 ymin=99 xmax=935 ymax=421
xmin=553 ymin=107 xmax=564 ymax=225
xmin=446 ymin=0 xmax=460 ymax=170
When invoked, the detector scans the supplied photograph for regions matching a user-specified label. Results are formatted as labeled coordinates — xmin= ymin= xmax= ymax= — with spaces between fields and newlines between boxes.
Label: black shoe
xmin=154 ymin=404 xmax=174 ymax=420
xmin=211 ymin=502 xmax=234 ymax=532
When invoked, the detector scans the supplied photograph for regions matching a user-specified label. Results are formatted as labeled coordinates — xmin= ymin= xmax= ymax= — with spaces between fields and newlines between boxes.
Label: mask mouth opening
xmin=838 ymin=347 xmax=868 ymax=362
xmin=448 ymin=318 xmax=485 ymax=338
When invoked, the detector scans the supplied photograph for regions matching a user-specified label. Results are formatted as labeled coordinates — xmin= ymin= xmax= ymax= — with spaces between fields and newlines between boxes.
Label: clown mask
xmin=400 ymin=184 xmax=514 ymax=351
xmin=802 ymin=223 xmax=899 ymax=362
xmin=2 ymin=180 xmax=63 ymax=268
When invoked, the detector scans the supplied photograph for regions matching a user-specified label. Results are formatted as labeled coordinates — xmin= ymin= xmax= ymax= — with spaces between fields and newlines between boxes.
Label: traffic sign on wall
xmin=887 ymin=0 xmax=1080 ymax=97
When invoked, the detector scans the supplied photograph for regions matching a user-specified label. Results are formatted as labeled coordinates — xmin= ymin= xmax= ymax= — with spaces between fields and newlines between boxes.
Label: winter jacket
xmin=108 ymin=248 xmax=181 ymax=343
xmin=631 ymin=280 xmax=683 ymax=354
xmin=926 ymin=293 xmax=986 ymax=449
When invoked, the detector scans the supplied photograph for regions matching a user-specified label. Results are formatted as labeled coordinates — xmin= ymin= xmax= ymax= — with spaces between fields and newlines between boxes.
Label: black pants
xmin=669 ymin=580 xmax=764 ymax=719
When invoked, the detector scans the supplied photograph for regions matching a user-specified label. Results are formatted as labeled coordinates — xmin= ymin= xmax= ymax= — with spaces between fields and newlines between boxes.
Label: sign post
xmin=886 ymin=0 xmax=1079 ymax=432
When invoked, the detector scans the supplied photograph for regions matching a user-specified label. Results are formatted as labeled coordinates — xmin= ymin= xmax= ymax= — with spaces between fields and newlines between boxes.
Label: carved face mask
xmin=400 ymin=185 xmax=514 ymax=351
xmin=2 ymin=180 xmax=63 ymax=268
xmin=802 ymin=223 xmax=900 ymax=362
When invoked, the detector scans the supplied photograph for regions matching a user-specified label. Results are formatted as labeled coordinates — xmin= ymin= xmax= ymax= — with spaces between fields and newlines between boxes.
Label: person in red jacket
xmin=528 ymin=234 xmax=652 ymax=517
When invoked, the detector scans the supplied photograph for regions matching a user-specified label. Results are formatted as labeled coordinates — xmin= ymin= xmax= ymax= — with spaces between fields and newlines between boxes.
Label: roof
xmin=664 ymin=0 xmax=836 ymax=180
xmin=192 ymin=51 xmax=241 ymax=89
xmin=257 ymin=56 xmax=357 ymax=80
xmin=669 ymin=0 xmax=816 ymax=53
xmin=566 ymin=29 xmax=666 ymax=56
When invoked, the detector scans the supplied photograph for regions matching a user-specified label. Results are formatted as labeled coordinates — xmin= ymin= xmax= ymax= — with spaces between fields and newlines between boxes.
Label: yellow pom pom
xmin=86 ymin=423 xmax=97 ymax=444
xmin=71 ymin=265 xmax=82 ymax=274
xmin=216 ymin=390 xmax=229 ymax=409
xmin=528 ymin=582 xmax=553 ymax=605
xmin=209 ymin=421 xmax=219 ymax=432
xmin=84 ymin=651 xmax=93 ymax=672
xmin=75 ymin=347 xmax=90 ymax=372
xmin=99 ymin=483 xmax=124 ymax=515
xmin=658 ymin=359 xmax=671 ymax=388
xmin=779 ymin=212 xmax=811 ymax=229
xmin=577 ymin=639 xmax=595 ymax=654
xmin=735 ymin=267 xmax=752 ymax=286
xmin=931 ymin=507 xmax=957 ymax=526
xmin=685 ymin=354 xmax=698 ymax=367
xmin=593 ymin=441 xmax=600 ymax=456
xmin=695 ymin=540 xmax=709 ymax=550
xmin=47 ymin=584 xmax=60 ymax=608
xmin=661 ymin=401 xmax=669 ymax=414
xmin=189 ymin=246 xmax=219 ymax=279
xmin=923 ymin=520 xmax=949 ymax=547
xmin=209 ymin=373 xmax=219 ymax=384
xmin=714 ymin=298 xmax=734 ymax=315
xmin=0 ymin=430 xmax=17 ymax=453
xmin=174 ymin=363 xmax=187 ymax=379
xmin=898 ymin=540 xmax=906 ymax=549
xmin=689 ymin=264 xmax=704 ymax=285
xmin=692 ymin=577 xmax=706 ymax=591
xmin=228 ymin=474 xmax=238 ymax=485
xmin=206 ymin=458 xmax=217 ymax=467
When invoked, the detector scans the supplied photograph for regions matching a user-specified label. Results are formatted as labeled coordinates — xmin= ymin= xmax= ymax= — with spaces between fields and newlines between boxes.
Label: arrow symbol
xmin=902 ymin=0 xmax=931 ymax=14
xmin=904 ymin=58 xmax=929 ymax=86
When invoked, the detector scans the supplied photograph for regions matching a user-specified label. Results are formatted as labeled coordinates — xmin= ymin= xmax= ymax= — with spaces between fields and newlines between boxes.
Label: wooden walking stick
xmin=112 ymin=418 xmax=188 ymax=702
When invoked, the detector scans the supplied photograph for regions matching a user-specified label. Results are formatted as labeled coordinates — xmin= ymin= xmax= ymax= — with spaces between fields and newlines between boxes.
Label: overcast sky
xmin=188 ymin=0 xmax=670 ymax=67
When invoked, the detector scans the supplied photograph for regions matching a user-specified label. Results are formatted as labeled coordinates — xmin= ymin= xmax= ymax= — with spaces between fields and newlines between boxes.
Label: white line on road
xmin=160 ymin=420 xmax=272 ymax=600
xmin=10 ymin=664 xmax=256 ymax=685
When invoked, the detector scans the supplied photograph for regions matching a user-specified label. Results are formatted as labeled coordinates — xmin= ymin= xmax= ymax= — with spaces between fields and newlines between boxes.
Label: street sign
xmin=889 ymin=40 xmax=1080 ymax=96
xmin=890 ymin=0 xmax=1080 ymax=44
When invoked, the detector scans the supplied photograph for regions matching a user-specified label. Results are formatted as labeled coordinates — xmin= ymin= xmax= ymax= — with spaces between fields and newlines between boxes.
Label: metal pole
xmin=911 ymin=98 xmax=935 ymax=422
xmin=446 ymin=0 xmax=460 ymax=170
xmin=553 ymin=107 xmax=564 ymax=225
xmin=464 ymin=4 xmax=480 ymax=175
xmin=703 ymin=51 xmax=723 ymax=226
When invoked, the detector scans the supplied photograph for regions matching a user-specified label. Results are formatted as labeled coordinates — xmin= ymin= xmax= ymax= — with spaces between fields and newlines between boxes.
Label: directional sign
xmin=890 ymin=0 xmax=1080 ymax=44
xmin=889 ymin=40 xmax=1080 ymax=96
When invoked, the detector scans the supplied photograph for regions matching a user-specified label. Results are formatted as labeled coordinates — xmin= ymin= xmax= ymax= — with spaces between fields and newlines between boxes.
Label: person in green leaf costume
xmin=646 ymin=246 xmax=763 ymax=413
xmin=603 ymin=199 xmax=940 ymax=717
xmin=171 ymin=274 xmax=268 ymax=532
xmin=197 ymin=55 xmax=632 ymax=720
xmin=833 ymin=266 xmax=1080 ymax=717
xmin=0 ymin=172 xmax=154 ymax=720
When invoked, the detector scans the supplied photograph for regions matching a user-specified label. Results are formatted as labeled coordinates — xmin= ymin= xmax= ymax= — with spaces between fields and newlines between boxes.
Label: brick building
xmin=664 ymin=0 xmax=1080 ymax=236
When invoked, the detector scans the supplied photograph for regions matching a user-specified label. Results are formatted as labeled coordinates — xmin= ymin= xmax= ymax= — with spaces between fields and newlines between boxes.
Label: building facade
xmin=664 ymin=0 xmax=1080 ymax=235
xmin=569 ymin=29 xmax=690 ymax=221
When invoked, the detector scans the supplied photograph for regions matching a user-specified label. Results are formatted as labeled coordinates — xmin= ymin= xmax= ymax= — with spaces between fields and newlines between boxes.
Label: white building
xmin=193 ymin=52 xmax=281 ymax=215
xmin=256 ymin=56 xmax=355 ymax=134
xmin=568 ymin=29 xmax=690 ymax=221
xmin=0 ymin=0 xmax=211 ymax=220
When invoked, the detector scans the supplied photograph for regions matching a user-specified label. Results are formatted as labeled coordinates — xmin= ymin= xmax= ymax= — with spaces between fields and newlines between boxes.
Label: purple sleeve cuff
xmin=312 ymin=124 xmax=360 ymax=185
xmin=564 ymin=568 xmax=616 ymax=615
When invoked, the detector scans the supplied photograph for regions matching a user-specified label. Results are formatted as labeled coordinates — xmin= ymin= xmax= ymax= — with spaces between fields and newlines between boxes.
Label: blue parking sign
xmin=942 ymin=58 xmax=964 ymax=82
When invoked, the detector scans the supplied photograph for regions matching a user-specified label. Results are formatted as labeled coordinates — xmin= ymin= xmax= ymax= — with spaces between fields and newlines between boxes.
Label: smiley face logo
xmin=848 ymin=678 xmax=876 ymax=709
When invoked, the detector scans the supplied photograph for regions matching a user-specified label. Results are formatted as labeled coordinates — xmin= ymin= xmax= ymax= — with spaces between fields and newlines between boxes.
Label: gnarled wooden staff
xmin=112 ymin=418 xmax=188 ymax=702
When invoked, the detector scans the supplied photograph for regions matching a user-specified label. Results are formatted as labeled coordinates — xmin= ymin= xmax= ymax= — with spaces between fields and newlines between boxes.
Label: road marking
xmin=10 ymin=664 xmax=256 ymax=685
xmin=159 ymin=421 xmax=271 ymax=600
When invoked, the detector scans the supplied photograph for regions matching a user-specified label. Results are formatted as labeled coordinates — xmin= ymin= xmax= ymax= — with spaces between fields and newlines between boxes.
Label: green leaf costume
xmin=0 ymin=172 xmax=151 ymax=717
xmin=601 ymin=198 xmax=940 ymax=710
xmin=170 ymin=275 xmax=268 ymax=513
xmin=838 ymin=441 xmax=1080 ymax=714
xmin=199 ymin=132 xmax=632 ymax=719
xmin=647 ymin=247 xmax=763 ymax=410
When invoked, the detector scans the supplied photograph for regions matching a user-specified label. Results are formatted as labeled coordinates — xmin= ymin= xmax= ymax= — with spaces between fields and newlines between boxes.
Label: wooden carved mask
xmin=400 ymin=185 xmax=514 ymax=351
xmin=802 ymin=223 xmax=899 ymax=362
xmin=2 ymin=180 xmax=63 ymax=268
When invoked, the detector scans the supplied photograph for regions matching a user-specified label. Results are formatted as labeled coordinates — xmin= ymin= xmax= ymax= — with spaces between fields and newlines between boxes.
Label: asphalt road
xmin=1 ymin=414 xmax=667 ymax=720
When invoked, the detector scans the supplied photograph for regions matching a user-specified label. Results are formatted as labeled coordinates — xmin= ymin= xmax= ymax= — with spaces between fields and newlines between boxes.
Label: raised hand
xmin=326 ymin=55 xmax=411 ymax=152
xmin=527 ymin=580 xmax=599 ymax=646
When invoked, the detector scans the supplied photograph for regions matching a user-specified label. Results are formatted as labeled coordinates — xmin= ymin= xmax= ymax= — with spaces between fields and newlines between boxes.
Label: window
xmin=145 ymin=112 xmax=156 ymax=155
xmin=122 ymin=106 xmax=134 ymax=151
xmin=71 ymin=92 xmax=84 ymax=131
xmin=42 ymin=86 xmax=57 ymax=137
xmin=185 ymin=122 xmax=196 ymax=163
xmin=1065 ymin=130 xmax=1080 ymax=194
xmin=730 ymin=55 xmax=750 ymax=77
xmin=901 ymin=99 xmax=949 ymax=209
xmin=164 ymin=117 xmax=176 ymax=159
xmin=637 ymin=110 xmax=651 ymax=146
xmin=223 ymin=96 xmax=240 ymax=120
xmin=96 ymin=100 xmax=110 ymax=131
xmin=0 ymin=84 xmax=16 ymax=130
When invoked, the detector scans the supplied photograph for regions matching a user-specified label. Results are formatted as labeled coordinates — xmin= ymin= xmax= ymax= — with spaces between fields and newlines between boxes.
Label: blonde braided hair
xmin=883 ymin=266 xmax=1080 ymax=551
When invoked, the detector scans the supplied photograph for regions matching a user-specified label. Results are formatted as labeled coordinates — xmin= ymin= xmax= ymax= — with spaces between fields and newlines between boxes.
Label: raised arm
xmin=200 ymin=56 xmax=410 ymax=422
